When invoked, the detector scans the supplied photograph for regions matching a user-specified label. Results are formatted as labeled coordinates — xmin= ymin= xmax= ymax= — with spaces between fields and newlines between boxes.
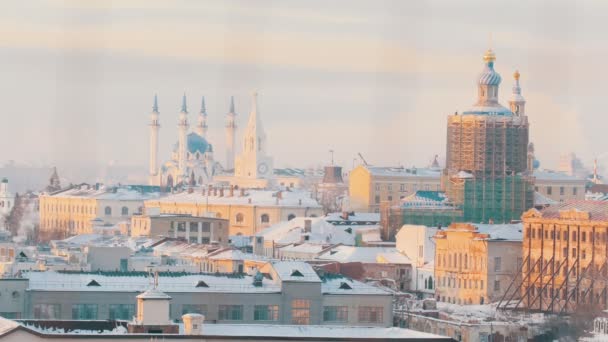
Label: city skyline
xmin=0 ymin=0 xmax=604 ymax=176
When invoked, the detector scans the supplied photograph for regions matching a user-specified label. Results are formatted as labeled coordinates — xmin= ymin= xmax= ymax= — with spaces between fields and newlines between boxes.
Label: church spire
xmin=229 ymin=96 xmax=235 ymax=114
xmin=509 ymin=70 xmax=526 ymax=116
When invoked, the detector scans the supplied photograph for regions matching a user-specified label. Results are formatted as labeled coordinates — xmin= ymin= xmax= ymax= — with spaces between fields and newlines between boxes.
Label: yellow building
xmin=434 ymin=223 xmax=522 ymax=305
xmin=533 ymin=169 xmax=586 ymax=203
xmin=39 ymin=185 xmax=162 ymax=240
xmin=348 ymin=165 xmax=441 ymax=213
xmin=517 ymin=201 xmax=608 ymax=313
xmin=144 ymin=188 xmax=323 ymax=236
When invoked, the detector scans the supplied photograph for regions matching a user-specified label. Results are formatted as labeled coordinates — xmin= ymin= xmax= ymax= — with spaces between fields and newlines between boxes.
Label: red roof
xmin=540 ymin=200 xmax=608 ymax=221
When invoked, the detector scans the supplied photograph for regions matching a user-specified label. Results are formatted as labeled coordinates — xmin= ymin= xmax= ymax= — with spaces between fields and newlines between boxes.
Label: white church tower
xmin=225 ymin=96 xmax=237 ymax=170
xmin=148 ymin=95 xmax=160 ymax=186
xmin=509 ymin=70 xmax=526 ymax=116
xmin=177 ymin=94 xmax=189 ymax=184
xmin=234 ymin=92 xmax=274 ymax=184
xmin=196 ymin=96 xmax=208 ymax=138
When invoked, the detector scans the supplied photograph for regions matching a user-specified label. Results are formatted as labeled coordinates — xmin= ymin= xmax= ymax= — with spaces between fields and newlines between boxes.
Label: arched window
xmin=287 ymin=214 xmax=296 ymax=221
xmin=121 ymin=207 xmax=129 ymax=216
xmin=428 ymin=277 xmax=433 ymax=290
xmin=261 ymin=214 xmax=270 ymax=223
xmin=236 ymin=213 xmax=244 ymax=223
xmin=104 ymin=206 xmax=112 ymax=216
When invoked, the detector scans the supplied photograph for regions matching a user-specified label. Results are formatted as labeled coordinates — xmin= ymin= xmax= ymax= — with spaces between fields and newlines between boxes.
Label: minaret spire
xmin=196 ymin=96 xmax=208 ymax=137
xmin=149 ymin=95 xmax=161 ymax=185
xmin=153 ymin=94 xmax=159 ymax=112
xmin=181 ymin=93 xmax=188 ymax=113
xmin=177 ymin=93 xmax=190 ymax=183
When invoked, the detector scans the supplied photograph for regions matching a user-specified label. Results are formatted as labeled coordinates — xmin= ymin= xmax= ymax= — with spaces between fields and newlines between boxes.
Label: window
xmin=201 ymin=237 xmax=210 ymax=244
xmin=218 ymin=305 xmax=243 ymax=321
xmin=235 ymin=213 xmax=244 ymax=223
xmin=573 ymin=187 xmax=578 ymax=196
xmin=72 ymin=304 xmax=98 ymax=320
xmin=287 ymin=214 xmax=296 ymax=221
xmin=358 ymin=306 xmax=383 ymax=323
xmin=400 ymin=184 xmax=405 ymax=192
xmin=34 ymin=304 xmax=60 ymax=319
xmin=109 ymin=304 xmax=135 ymax=320
xmin=494 ymin=280 xmax=501 ymax=291
xmin=387 ymin=195 xmax=392 ymax=201
xmin=104 ymin=206 xmax=112 ymax=216
xmin=177 ymin=222 xmax=186 ymax=232
xmin=254 ymin=305 xmax=279 ymax=321
xmin=374 ymin=195 xmax=380 ymax=204
xmin=291 ymin=299 xmax=311 ymax=325
xmin=573 ymin=231 xmax=577 ymax=241
xmin=481 ymin=280 xmax=484 ymax=290
xmin=375 ymin=184 xmax=380 ymax=191
xmin=261 ymin=214 xmax=270 ymax=223
xmin=182 ymin=304 xmax=207 ymax=315
xmin=560 ymin=187 xmax=565 ymax=195
xmin=388 ymin=184 xmax=392 ymax=191
xmin=201 ymin=222 xmax=210 ymax=232
xmin=323 ymin=306 xmax=348 ymax=322
xmin=494 ymin=257 xmax=501 ymax=272
xmin=547 ymin=186 xmax=552 ymax=195
xmin=190 ymin=222 xmax=198 ymax=232
xmin=121 ymin=206 xmax=129 ymax=216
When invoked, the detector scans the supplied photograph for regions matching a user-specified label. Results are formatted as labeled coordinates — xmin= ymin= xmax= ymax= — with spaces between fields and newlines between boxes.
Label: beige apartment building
xmin=533 ymin=169 xmax=586 ymax=203
xmin=39 ymin=184 xmax=162 ymax=240
xmin=349 ymin=165 xmax=441 ymax=213
xmin=434 ymin=223 xmax=522 ymax=305
xmin=144 ymin=189 xmax=323 ymax=236
xmin=131 ymin=213 xmax=229 ymax=245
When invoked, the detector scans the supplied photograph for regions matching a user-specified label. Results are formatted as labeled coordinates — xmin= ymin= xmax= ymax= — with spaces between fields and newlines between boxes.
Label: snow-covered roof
xmin=470 ymin=223 xmax=523 ymax=241
xmin=50 ymin=185 xmax=162 ymax=201
xmin=24 ymin=270 xmax=281 ymax=293
xmin=279 ymin=243 xmax=327 ymax=255
xmin=320 ymin=274 xmax=391 ymax=295
xmin=534 ymin=191 xmax=556 ymax=206
xmin=271 ymin=261 xmax=321 ymax=282
xmin=0 ymin=316 xmax=19 ymax=335
xmin=8 ymin=322 xmax=450 ymax=340
xmin=257 ymin=217 xmax=355 ymax=245
xmin=325 ymin=212 xmax=380 ymax=223
xmin=364 ymin=166 xmax=441 ymax=178
xmin=400 ymin=191 xmax=454 ymax=210
xmin=317 ymin=246 xmax=411 ymax=264
xmin=154 ymin=189 xmax=321 ymax=208
xmin=137 ymin=288 xmax=171 ymax=300
xmin=534 ymin=169 xmax=584 ymax=182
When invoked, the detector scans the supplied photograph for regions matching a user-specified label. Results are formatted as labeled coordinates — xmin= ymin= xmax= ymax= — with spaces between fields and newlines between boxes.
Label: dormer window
xmin=290 ymin=270 xmax=304 ymax=277
xmin=196 ymin=280 xmax=209 ymax=288
xmin=87 ymin=280 xmax=101 ymax=287
xmin=339 ymin=282 xmax=352 ymax=290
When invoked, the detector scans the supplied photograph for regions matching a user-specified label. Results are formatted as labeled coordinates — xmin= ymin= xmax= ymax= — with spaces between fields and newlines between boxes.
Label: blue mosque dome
xmin=477 ymin=49 xmax=502 ymax=86
xmin=187 ymin=132 xmax=210 ymax=154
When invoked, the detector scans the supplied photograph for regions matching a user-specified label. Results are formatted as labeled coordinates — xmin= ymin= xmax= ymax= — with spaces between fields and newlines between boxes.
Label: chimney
xmin=182 ymin=313 xmax=204 ymax=335
xmin=304 ymin=219 xmax=312 ymax=233
xmin=219 ymin=188 xmax=224 ymax=197
xmin=229 ymin=185 xmax=234 ymax=197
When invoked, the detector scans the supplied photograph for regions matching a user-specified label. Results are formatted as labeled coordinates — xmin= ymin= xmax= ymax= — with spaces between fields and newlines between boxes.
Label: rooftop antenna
xmin=329 ymin=150 xmax=334 ymax=165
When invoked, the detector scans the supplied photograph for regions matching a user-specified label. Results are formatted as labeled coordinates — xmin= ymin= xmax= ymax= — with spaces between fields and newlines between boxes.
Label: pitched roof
xmin=538 ymin=201 xmax=608 ymax=221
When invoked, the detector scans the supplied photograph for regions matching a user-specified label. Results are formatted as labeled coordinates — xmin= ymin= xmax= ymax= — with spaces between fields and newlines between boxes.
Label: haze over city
xmin=0 ymin=0 xmax=605 ymax=179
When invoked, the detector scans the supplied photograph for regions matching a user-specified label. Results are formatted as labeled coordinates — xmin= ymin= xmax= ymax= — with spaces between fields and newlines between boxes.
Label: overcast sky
xmin=0 ymin=0 xmax=606 ymax=176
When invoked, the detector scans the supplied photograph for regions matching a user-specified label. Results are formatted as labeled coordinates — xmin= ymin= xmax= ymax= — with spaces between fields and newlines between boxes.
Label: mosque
xmin=147 ymin=92 xmax=274 ymax=189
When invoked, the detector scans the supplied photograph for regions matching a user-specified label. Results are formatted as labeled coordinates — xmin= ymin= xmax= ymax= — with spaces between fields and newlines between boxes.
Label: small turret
xmin=509 ymin=70 xmax=526 ymax=116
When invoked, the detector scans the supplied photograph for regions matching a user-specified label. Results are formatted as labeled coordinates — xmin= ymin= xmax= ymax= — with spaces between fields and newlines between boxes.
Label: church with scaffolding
xmin=381 ymin=49 xmax=534 ymax=239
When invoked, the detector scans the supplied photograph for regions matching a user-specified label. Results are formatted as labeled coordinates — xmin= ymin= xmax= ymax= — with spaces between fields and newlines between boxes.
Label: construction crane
xmin=357 ymin=152 xmax=369 ymax=166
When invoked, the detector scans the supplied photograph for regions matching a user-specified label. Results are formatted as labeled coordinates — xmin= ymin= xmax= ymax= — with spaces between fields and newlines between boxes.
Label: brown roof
xmin=589 ymin=184 xmax=608 ymax=194
xmin=539 ymin=200 xmax=608 ymax=221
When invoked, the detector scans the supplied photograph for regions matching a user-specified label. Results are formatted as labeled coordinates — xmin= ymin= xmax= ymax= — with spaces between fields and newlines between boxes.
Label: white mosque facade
xmin=148 ymin=92 xmax=276 ymax=189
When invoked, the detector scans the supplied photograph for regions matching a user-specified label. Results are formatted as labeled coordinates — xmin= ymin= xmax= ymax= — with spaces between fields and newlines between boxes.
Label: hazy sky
xmin=1 ymin=0 xmax=606 ymax=176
